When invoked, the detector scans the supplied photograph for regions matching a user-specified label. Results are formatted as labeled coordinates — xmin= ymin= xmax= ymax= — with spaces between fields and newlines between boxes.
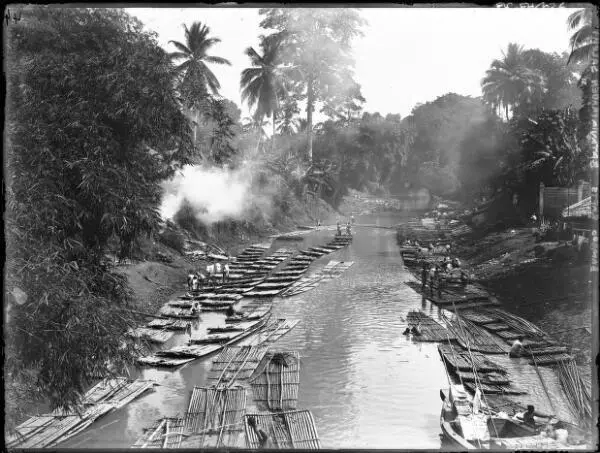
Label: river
xmin=59 ymin=211 xmax=578 ymax=449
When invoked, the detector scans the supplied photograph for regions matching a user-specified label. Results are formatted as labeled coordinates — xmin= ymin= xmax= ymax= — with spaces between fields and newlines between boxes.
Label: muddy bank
xmin=444 ymin=227 xmax=592 ymax=376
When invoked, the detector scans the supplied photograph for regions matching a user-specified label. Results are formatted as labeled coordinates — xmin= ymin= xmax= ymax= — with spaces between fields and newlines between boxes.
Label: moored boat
xmin=440 ymin=384 xmax=589 ymax=450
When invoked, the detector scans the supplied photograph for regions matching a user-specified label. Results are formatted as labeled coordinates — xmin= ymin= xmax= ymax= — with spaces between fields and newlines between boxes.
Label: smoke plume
xmin=160 ymin=164 xmax=273 ymax=225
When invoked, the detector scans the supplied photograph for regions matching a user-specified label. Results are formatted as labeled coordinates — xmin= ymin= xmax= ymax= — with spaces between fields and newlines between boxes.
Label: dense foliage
xmin=5 ymin=7 xmax=194 ymax=420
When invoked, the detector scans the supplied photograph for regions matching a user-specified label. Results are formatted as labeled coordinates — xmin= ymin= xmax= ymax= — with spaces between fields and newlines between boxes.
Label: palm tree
xmin=568 ymin=8 xmax=598 ymax=314
xmin=240 ymin=38 xmax=285 ymax=151
xmin=481 ymin=43 xmax=545 ymax=120
xmin=169 ymin=22 xmax=231 ymax=142
xmin=567 ymin=8 xmax=598 ymax=64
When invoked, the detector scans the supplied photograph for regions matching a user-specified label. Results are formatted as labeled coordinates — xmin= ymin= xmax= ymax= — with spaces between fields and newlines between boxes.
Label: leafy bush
xmin=158 ymin=230 xmax=186 ymax=254
xmin=5 ymin=6 xmax=193 ymax=421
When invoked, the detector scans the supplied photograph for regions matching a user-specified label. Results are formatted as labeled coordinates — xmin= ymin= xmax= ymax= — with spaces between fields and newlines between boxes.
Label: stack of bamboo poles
xmin=443 ymin=314 xmax=511 ymax=354
xmin=482 ymin=308 xmax=548 ymax=340
xmin=557 ymin=359 xmax=592 ymax=426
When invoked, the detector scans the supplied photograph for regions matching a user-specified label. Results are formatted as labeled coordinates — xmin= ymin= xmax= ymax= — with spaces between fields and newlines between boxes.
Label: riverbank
xmin=450 ymin=227 xmax=592 ymax=369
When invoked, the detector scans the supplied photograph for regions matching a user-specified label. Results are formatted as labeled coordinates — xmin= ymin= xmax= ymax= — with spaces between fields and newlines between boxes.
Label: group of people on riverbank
xmin=336 ymin=215 xmax=355 ymax=236
xmin=187 ymin=261 xmax=230 ymax=291
xmin=420 ymin=255 xmax=466 ymax=298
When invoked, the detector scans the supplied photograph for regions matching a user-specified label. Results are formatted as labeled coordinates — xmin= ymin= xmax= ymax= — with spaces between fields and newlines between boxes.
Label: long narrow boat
xmin=440 ymin=384 xmax=589 ymax=450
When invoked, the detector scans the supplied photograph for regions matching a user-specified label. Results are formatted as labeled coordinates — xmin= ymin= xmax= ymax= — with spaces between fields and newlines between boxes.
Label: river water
xmin=59 ymin=211 xmax=580 ymax=449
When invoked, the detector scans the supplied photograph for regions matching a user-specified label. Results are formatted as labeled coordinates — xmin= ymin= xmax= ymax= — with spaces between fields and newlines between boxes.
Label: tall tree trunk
xmin=589 ymin=25 xmax=599 ymax=439
xmin=255 ymin=130 xmax=262 ymax=155
xmin=306 ymin=76 xmax=314 ymax=164
xmin=272 ymin=113 xmax=276 ymax=154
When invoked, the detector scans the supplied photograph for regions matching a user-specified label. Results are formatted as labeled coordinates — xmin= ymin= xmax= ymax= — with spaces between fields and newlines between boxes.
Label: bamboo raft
xmin=249 ymin=351 xmax=300 ymax=411
xmin=190 ymin=319 xmax=265 ymax=344
xmin=7 ymin=379 xmax=155 ymax=448
xmin=438 ymin=343 xmax=506 ymax=373
xmin=184 ymin=386 xmax=247 ymax=448
xmin=138 ymin=317 xmax=296 ymax=368
xmin=135 ymin=355 xmax=196 ymax=367
xmin=404 ymin=280 xmax=497 ymax=310
xmin=244 ymin=410 xmax=321 ymax=449
xmin=243 ymin=289 xmax=284 ymax=297
xmin=240 ymin=319 xmax=300 ymax=347
xmin=159 ymin=305 xmax=201 ymax=319
xmin=6 ymin=404 xmax=115 ymax=449
xmin=127 ymin=327 xmax=174 ymax=344
xmin=455 ymin=370 xmax=510 ymax=385
xmin=226 ymin=304 xmax=272 ymax=323
xmin=443 ymin=315 xmax=512 ymax=354
xmin=208 ymin=345 xmax=269 ymax=385
xmin=131 ymin=417 xmax=185 ymax=448
xmin=462 ymin=381 xmax=526 ymax=395
xmin=80 ymin=378 xmax=155 ymax=409
xmin=146 ymin=318 xmax=190 ymax=331
xmin=280 ymin=261 xmax=354 ymax=297
xmin=529 ymin=353 xmax=574 ymax=366
xmin=405 ymin=310 xmax=456 ymax=342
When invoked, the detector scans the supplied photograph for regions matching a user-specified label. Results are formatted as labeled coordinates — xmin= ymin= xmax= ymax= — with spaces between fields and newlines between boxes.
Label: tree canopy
xmin=5 ymin=6 xmax=194 ymax=419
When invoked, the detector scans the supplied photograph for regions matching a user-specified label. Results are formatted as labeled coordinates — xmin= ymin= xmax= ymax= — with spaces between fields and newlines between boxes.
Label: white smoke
xmin=160 ymin=164 xmax=271 ymax=225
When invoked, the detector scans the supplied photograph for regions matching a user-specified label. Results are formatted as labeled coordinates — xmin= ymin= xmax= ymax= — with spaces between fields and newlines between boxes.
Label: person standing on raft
xmin=509 ymin=336 xmax=525 ymax=357
xmin=421 ymin=263 xmax=428 ymax=290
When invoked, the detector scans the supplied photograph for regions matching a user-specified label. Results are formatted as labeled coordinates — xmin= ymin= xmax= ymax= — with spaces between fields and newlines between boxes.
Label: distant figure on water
xmin=411 ymin=325 xmax=421 ymax=336
xmin=247 ymin=416 xmax=271 ymax=448
xmin=509 ymin=336 xmax=525 ymax=358
xmin=192 ymin=275 xmax=199 ymax=291
xmin=223 ymin=263 xmax=230 ymax=283
xmin=336 ymin=220 xmax=342 ymax=236
xmin=351 ymin=214 xmax=355 ymax=224
xmin=421 ymin=263 xmax=428 ymax=289
xmin=429 ymin=265 xmax=437 ymax=295
xmin=346 ymin=221 xmax=352 ymax=236
xmin=523 ymin=405 xmax=535 ymax=426
xmin=226 ymin=305 xmax=239 ymax=318
xmin=187 ymin=273 xmax=195 ymax=292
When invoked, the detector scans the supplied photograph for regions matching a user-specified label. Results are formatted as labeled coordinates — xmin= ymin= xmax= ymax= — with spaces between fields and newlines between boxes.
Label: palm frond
xmin=168 ymin=40 xmax=192 ymax=56
xmin=204 ymin=55 xmax=231 ymax=66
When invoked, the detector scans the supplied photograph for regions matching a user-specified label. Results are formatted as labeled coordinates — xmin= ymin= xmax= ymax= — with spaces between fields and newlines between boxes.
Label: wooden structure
xmin=244 ymin=410 xmax=321 ymax=449
xmin=131 ymin=417 xmax=185 ymax=448
xmin=280 ymin=261 xmax=354 ymax=297
xmin=250 ymin=351 xmax=300 ymax=411
xmin=7 ymin=378 xmax=155 ymax=448
xmin=208 ymin=346 xmax=269 ymax=385
xmin=184 ymin=386 xmax=247 ymax=448
xmin=406 ymin=310 xmax=455 ymax=342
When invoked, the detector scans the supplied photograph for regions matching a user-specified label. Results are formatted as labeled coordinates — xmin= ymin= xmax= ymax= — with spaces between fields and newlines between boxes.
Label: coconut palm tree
xmin=169 ymin=22 xmax=231 ymax=142
xmin=481 ymin=43 xmax=546 ymax=120
xmin=567 ymin=8 xmax=598 ymax=64
xmin=240 ymin=38 xmax=286 ymax=150
xmin=567 ymin=8 xmax=598 ymax=302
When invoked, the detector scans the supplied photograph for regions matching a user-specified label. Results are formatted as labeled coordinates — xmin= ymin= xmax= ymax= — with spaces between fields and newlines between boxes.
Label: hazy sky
xmin=128 ymin=6 xmax=577 ymax=121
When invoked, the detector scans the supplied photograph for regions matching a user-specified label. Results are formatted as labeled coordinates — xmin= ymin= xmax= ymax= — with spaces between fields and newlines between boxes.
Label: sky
xmin=128 ymin=6 xmax=578 ymax=121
